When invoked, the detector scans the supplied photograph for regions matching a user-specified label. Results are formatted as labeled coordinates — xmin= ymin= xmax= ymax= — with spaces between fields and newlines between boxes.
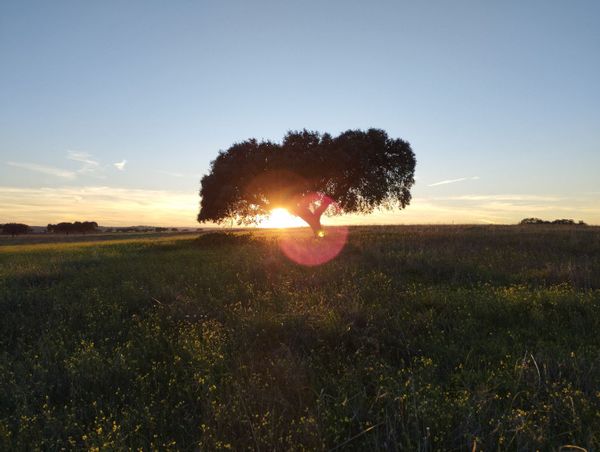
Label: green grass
xmin=1 ymin=226 xmax=600 ymax=450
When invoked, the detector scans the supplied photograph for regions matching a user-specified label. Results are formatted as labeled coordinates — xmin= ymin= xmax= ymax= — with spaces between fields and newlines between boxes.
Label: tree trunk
xmin=305 ymin=213 xmax=323 ymax=237
xmin=289 ymin=196 xmax=331 ymax=237
xmin=293 ymin=208 xmax=323 ymax=237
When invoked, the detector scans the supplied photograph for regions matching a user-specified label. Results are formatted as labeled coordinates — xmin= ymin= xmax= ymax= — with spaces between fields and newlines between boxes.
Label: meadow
xmin=1 ymin=225 xmax=599 ymax=450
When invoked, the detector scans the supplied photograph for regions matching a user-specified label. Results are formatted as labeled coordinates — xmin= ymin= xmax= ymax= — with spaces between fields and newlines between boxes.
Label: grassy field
xmin=0 ymin=230 xmax=199 ymax=247
xmin=1 ymin=225 xmax=599 ymax=450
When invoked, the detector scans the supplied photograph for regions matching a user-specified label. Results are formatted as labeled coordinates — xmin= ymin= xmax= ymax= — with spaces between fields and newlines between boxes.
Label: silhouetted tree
xmin=520 ymin=218 xmax=546 ymax=225
xmin=51 ymin=222 xmax=71 ymax=234
xmin=80 ymin=221 xmax=98 ymax=233
xmin=47 ymin=221 xmax=98 ymax=234
xmin=520 ymin=217 xmax=586 ymax=226
xmin=198 ymin=129 xmax=416 ymax=235
xmin=2 ymin=223 xmax=30 ymax=236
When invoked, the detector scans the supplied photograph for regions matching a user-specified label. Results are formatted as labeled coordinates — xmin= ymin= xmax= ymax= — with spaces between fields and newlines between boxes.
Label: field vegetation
xmin=0 ymin=230 xmax=196 ymax=247
xmin=1 ymin=225 xmax=599 ymax=450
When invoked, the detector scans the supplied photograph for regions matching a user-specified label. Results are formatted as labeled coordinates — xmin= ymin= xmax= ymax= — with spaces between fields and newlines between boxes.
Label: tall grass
xmin=1 ymin=226 xmax=599 ymax=450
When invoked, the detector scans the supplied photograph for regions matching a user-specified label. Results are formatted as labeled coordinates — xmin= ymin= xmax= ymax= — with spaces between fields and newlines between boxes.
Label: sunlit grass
xmin=0 ymin=233 xmax=197 ymax=254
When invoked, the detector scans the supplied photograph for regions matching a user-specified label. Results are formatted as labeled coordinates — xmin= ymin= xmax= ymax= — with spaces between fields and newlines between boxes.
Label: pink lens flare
xmin=279 ymin=225 xmax=348 ymax=266
xmin=276 ymin=192 xmax=348 ymax=266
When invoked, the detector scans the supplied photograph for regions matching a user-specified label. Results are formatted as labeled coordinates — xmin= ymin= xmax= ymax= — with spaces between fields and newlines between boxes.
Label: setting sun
xmin=260 ymin=208 xmax=307 ymax=229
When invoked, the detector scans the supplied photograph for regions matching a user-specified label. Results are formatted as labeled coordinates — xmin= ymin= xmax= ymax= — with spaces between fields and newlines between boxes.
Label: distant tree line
xmin=105 ymin=227 xmax=139 ymax=233
xmin=103 ymin=226 xmax=174 ymax=233
xmin=1 ymin=222 xmax=190 ymax=236
xmin=47 ymin=221 xmax=99 ymax=234
xmin=1 ymin=223 xmax=31 ymax=236
xmin=520 ymin=218 xmax=587 ymax=225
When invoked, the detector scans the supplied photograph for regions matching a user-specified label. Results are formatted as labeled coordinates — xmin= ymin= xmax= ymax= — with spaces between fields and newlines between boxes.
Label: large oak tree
xmin=198 ymin=129 xmax=416 ymax=235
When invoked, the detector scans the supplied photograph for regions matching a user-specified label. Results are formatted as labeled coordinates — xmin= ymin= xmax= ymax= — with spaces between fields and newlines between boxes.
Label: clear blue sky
xmin=1 ymin=0 xmax=599 ymax=226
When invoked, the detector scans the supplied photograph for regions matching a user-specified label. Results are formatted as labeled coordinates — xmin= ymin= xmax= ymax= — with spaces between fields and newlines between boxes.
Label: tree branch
xmin=314 ymin=196 xmax=332 ymax=218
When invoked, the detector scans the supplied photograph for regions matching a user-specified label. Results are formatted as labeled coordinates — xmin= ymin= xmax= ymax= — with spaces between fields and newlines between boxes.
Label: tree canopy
xmin=47 ymin=221 xmax=98 ymax=234
xmin=198 ymin=129 xmax=416 ymax=234
xmin=1 ymin=223 xmax=30 ymax=236
xmin=520 ymin=218 xmax=586 ymax=226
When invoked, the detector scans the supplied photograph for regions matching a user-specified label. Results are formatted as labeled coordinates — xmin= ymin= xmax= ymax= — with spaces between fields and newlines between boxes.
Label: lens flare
xmin=279 ymin=226 xmax=348 ymax=266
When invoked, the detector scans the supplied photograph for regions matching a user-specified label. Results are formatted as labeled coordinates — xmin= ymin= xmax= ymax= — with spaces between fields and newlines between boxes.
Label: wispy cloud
xmin=157 ymin=170 xmax=185 ymax=178
xmin=400 ymin=193 xmax=598 ymax=224
xmin=113 ymin=160 xmax=127 ymax=171
xmin=428 ymin=176 xmax=480 ymax=187
xmin=67 ymin=151 xmax=101 ymax=175
xmin=0 ymin=186 xmax=197 ymax=226
xmin=8 ymin=151 xmax=108 ymax=180
xmin=6 ymin=161 xmax=76 ymax=179
xmin=437 ymin=194 xmax=564 ymax=202
xmin=1 ymin=185 xmax=598 ymax=227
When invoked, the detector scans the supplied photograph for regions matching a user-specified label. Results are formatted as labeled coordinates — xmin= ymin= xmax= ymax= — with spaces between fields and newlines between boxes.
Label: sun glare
xmin=261 ymin=208 xmax=306 ymax=228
